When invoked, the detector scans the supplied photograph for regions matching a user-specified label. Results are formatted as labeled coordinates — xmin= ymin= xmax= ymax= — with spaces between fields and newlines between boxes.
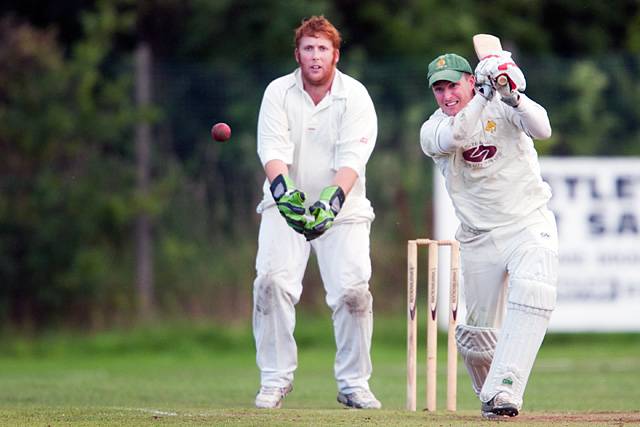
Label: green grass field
xmin=1 ymin=316 xmax=639 ymax=426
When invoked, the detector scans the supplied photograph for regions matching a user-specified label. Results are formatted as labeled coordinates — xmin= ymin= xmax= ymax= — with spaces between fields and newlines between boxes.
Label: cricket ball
xmin=211 ymin=122 xmax=231 ymax=142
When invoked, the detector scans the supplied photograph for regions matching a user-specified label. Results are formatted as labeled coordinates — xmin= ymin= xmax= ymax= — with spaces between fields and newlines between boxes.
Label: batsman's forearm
xmin=452 ymin=95 xmax=488 ymax=143
xmin=264 ymin=159 xmax=289 ymax=183
xmin=513 ymin=94 xmax=552 ymax=140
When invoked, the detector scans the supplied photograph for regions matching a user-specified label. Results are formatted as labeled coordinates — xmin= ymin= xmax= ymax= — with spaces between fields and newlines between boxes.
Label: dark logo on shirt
xmin=462 ymin=145 xmax=497 ymax=162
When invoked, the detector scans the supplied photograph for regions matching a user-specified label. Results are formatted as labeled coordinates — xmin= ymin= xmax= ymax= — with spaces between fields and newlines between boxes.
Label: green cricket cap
xmin=427 ymin=53 xmax=472 ymax=87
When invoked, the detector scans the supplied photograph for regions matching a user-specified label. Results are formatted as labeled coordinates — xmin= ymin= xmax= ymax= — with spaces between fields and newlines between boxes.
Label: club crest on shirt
xmin=485 ymin=120 xmax=497 ymax=133
xmin=462 ymin=144 xmax=498 ymax=163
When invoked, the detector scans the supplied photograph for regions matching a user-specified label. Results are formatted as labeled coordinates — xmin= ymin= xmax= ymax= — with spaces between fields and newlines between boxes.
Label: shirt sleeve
xmin=334 ymin=85 xmax=377 ymax=177
xmin=420 ymin=111 xmax=456 ymax=157
xmin=503 ymin=93 xmax=552 ymax=140
xmin=257 ymin=81 xmax=294 ymax=166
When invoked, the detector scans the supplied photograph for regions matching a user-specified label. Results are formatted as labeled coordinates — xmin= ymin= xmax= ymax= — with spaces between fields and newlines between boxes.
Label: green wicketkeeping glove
xmin=270 ymin=174 xmax=307 ymax=234
xmin=304 ymin=185 xmax=345 ymax=241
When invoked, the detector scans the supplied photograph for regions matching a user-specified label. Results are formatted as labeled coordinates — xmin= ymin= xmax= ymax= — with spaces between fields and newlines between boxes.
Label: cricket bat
xmin=472 ymin=34 xmax=508 ymax=86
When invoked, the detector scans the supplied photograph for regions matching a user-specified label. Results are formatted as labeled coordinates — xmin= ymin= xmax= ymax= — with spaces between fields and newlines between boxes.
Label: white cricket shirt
xmin=420 ymin=94 xmax=553 ymax=230
xmin=256 ymin=68 xmax=377 ymax=223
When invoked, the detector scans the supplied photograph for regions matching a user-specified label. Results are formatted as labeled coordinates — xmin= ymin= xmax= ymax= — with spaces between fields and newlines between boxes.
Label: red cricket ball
xmin=211 ymin=122 xmax=231 ymax=142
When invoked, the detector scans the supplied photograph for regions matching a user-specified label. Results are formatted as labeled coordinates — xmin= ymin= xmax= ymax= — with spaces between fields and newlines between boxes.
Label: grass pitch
xmin=0 ymin=316 xmax=639 ymax=426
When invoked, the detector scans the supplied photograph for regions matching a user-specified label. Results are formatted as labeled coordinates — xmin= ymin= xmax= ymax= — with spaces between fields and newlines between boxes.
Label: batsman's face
xmin=431 ymin=74 xmax=475 ymax=116
xmin=295 ymin=35 xmax=339 ymax=87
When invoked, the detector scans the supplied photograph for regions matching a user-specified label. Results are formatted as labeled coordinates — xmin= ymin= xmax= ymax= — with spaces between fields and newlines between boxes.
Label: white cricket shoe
xmin=255 ymin=383 xmax=293 ymax=409
xmin=481 ymin=392 xmax=519 ymax=419
xmin=337 ymin=389 xmax=382 ymax=409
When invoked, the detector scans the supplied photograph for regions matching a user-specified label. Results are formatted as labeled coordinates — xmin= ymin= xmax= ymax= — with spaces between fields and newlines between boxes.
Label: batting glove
xmin=303 ymin=185 xmax=345 ymax=241
xmin=475 ymin=56 xmax=499 ymax=81
xmin=270 ymin=174 xmax=307 ymax=234
xmin=474 ymin=56 xmax=498 ymax=100
xmin=474 ymin=72 xmax=495 ymax=100
xmin=497 ymin=84 xmax=521 ymax=107
xmin=481 ymin=51 xmax=525 ymax=107
xmin=491 ymin=51 xmax=526 ymax=89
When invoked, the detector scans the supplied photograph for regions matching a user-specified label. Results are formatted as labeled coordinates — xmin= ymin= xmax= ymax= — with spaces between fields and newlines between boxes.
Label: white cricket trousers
xmin=253 ymin=207 xmax=374 ymax=393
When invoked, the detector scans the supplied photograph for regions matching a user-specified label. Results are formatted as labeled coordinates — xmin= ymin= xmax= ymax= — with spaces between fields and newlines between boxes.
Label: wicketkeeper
xmin=252 ymin=16 xmax=381 ymax=410
xmin=419 ymin=52 xmax=558 ymax=418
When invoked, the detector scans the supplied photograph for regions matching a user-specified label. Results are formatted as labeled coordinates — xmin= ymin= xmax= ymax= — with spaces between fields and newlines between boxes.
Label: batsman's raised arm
xmin=503 ymin=94 xmax=552 ymax=140
xmin=480 ymin=50 xmax=551 ymax=140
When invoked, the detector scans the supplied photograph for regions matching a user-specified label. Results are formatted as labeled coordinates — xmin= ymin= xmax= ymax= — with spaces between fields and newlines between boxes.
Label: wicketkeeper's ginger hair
xmin=294 ymin=16 xmax=341 ymax=49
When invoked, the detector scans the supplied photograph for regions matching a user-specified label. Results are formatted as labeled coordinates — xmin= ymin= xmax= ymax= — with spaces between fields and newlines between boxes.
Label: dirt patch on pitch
xmin=485 ymin=411 xmax=640 ymax=424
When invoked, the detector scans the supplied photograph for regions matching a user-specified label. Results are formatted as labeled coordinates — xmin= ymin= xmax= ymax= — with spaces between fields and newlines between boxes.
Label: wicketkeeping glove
xmin=270 ymin=174 xmax=307 ymax=234
xmin=303 ymin=185 xmax=345 ymax=241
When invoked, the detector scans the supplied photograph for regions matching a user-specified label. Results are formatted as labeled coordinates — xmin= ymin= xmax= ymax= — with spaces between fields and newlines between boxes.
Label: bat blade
xmin=473 ymin=34 xmax=502 ymax=60
xmin=473 ymin=34 xmax=508 ymax=86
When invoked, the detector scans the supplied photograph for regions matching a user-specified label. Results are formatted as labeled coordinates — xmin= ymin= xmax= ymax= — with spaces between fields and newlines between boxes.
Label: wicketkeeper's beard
xmin=302 ymin=64 xmax=337 ymax=87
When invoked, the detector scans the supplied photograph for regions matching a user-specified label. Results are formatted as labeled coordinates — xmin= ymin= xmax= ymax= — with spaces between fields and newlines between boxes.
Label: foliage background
xmin=2 ymin=0 xmax=640 ymax=330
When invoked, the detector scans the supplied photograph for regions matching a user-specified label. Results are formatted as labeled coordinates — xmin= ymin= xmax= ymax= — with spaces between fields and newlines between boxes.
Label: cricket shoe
xmin=337 ymin=389 xmax=382 ymax=409
xmin=255 ymin=383 xmax=293 ymax=409
xmin=481 ymin=392 xmax=520 ymax=419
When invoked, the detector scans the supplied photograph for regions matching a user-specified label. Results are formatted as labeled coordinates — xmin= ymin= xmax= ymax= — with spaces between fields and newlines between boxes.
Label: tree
xmin=0 ymin=2 xmax=140 ymax=328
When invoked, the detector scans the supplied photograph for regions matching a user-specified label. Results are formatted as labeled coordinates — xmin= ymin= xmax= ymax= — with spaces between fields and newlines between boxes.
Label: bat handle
xmin=497 ymin=75 xmax=509 ymax=87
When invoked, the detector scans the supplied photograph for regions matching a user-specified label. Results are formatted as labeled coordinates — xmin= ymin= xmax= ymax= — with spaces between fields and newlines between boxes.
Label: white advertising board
xmin=434 ymin=157 xmax=640 ymax=332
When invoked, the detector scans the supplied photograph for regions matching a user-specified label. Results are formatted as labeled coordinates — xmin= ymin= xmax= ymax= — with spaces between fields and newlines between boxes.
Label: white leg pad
xmin=507 ymin=247 xmax=558 ymax=311
xmin=480 ymin=247 xmax=558 ymax=408
xmin=456 ymin=324 xmax=498 ymax=396
xmin=479 ymin=302 xmax=551 ymax=409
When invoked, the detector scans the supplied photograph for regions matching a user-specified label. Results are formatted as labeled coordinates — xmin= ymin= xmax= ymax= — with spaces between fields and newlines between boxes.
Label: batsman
xmin=419 ymin=50 xmax=558 ymax=418
xmin=251 ymin=16 xmax=381 ymax=409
